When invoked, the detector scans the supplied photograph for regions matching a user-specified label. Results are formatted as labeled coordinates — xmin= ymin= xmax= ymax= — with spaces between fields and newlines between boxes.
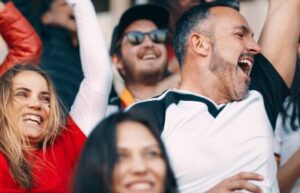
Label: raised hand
xmin=42 ymin=0 xmax=76 ymax=32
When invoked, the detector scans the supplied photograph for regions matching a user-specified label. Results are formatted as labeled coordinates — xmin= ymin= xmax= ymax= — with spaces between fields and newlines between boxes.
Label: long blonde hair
xmin=0 ymin=64 xmax=65 ymax=189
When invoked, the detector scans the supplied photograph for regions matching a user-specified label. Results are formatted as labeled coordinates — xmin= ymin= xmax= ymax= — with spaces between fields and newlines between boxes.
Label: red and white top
xmin=0 ymin=0 xmax=112 ymax=192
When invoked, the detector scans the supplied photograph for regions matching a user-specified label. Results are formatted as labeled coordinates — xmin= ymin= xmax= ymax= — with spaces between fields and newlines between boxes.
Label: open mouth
xmin=23 ymin=114 xmax=42 ymax=125
xmin=139 ymin=49 xmax=158 ymax=61
xmin=237 ymin=54 xmax=254 ymax=76
xmin=142 ymin=53 xmax=157 ymax=60
xmin=126 ymin=181 xmax=154 ymax=191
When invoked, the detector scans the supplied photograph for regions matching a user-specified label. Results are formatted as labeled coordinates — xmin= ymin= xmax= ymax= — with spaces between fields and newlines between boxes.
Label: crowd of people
xmin=0 ymin=0 xmax=299 ymax=193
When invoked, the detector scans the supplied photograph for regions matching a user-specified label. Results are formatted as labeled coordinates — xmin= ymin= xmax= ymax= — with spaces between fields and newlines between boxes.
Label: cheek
xmin=112 ymin=163 xmax=127 ymax=192
xmin=112 ymin=163 xmax=126 ymax=183
xmin=151 ymin=159 xmax=167 ymax=180
xmin=42 ymin=101 xmax=50 ymax=109
xmin=157 ymin=45 xmax=167 ymax=56
xmin=43 ymin=104 xmax=50 ymax=113
xmin=41 ymin=104 xmax=51 ymax=124
xmin=122 ymin=44 xmax=139 ymax=56
xmin=11 ymin=99 xmax=25 ymax=110
xmin=215 ymin=41 xmax=242 ymax=62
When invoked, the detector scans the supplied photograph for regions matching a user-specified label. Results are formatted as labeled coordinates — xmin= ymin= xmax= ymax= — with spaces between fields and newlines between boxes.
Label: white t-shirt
xmin=128 ymin=54 xmax=289 ymax=193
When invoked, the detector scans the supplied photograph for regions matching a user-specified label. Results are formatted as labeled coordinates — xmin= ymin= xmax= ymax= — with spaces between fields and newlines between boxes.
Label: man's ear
xmin=188 ymin=33 xmax=210 ymax=56
xmin=112 ymin=55 xmax=126 ymax=76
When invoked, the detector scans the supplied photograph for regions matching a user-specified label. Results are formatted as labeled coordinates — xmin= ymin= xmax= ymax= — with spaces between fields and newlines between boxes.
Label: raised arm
xmin=67 ymin=0 xmax=112 ymax=136
xmin=258 ymin=0 xmax=300 ymax=87
xmin=0 ymin=1 xmax=42 ymax=76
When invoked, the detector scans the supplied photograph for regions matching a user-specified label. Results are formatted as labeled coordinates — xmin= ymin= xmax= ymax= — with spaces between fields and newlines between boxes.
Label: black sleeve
xmin=249 ymin=53 xmax=290 ymax=129
xmin=126 ymin=100 xmax=167 ymax=134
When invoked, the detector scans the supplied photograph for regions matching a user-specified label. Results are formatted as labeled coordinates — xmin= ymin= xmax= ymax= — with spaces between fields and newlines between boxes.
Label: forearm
xmin=0 ymin=1 xmax=42 ymax=76
xmin=67 ymin=0 xmax=112 ymax=136
xmin=259 ymin=0 xmax=300 ymax=87
xmin=277 ymin=149 xmax=300 ymax=193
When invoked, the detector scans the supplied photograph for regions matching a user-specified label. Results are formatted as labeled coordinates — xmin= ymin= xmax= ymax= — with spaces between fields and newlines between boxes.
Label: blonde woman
xmin=0 ymin=0 xmax=112 ymax=192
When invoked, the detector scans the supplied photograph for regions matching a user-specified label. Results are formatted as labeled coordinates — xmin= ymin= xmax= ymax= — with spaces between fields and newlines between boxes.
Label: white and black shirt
xmin=127 ymin=54 xmax=289 ymax=193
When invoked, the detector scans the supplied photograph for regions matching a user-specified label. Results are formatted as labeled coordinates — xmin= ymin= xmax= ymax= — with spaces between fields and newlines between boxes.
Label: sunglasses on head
xmin=122 ymin=29 xmax=168 ymax=45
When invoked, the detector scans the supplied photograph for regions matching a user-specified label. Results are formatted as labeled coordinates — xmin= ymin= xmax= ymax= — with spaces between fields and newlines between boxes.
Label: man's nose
xmin=142 ymin=35 xmax=154 ymax=47
xmin=247 ymin=39 xmax=261 ymax=55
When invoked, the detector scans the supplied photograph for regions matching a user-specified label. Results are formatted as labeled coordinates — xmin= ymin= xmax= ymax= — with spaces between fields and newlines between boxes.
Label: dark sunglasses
xmin=122 ymin=29 xmax=168 ymax=45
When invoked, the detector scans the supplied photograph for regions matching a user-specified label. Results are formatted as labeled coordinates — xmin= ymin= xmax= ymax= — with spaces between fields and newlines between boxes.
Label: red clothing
xmin=0 ymin=117 xmax=86 ymax=193
xmin=0 ymin=2 xmax=42 ymax=76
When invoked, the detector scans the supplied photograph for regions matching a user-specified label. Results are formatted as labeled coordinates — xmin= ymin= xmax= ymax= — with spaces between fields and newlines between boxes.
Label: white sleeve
xmin=67 ymin=0 xmax=112 ymax=136
xmin=274 ymin=114 xmax=283 ymax=155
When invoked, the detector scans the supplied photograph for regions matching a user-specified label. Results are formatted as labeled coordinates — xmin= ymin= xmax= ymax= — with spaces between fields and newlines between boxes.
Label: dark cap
xmin=110 ymin=4 xmax=169 ymax=56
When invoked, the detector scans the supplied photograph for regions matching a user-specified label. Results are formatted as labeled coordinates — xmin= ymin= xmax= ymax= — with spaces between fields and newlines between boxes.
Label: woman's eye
xmin=40 ymin=96 xmax=50 ymax=104
xmin=15 ymin=92 xmax=27 ymax=98
xmin=145 ymin=150 xmax=162 ymax=158
xmin=117 ymin=152 xmax=127 ymax=161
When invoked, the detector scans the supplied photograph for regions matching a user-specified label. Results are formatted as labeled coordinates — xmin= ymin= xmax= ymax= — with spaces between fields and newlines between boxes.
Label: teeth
xmin=239 ymin=59 xmax=252 ymax=67
xmin=23 ymin=114 xmax=42 ymax=125
xmin=238 ymin=58 xmax=253 ymax=75
xmin=130 ymin=182 xmax=152 ymax=190
xmin=143 ymin=54 xmax=156 ymax=60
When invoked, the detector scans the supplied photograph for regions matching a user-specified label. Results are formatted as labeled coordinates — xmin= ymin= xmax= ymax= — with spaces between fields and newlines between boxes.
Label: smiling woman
xmin=11 ymin=68 xmax=54 ymax=147
xmin=0 ymin=0 xmax=112 ymax=191
xmin=73 ymin=112 xmax=178 ymax=193
xmin=0 ymin=65 xmax=64 ymax=188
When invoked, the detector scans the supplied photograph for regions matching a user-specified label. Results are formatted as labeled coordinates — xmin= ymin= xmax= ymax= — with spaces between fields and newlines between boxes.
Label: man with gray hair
xmin=128 ymin=0 xmax=300 ymax=192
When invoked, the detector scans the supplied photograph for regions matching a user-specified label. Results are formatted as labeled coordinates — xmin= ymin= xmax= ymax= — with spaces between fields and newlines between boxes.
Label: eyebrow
xmin=117 ymin=144 xmax=160 ymax=150
xmin=15 ymin=87 xmax=50 ymax=95
xmin=40 ymin=91 xmax=50 ymax=95
xmin=15 ymin=87 xmax=30 ymax=92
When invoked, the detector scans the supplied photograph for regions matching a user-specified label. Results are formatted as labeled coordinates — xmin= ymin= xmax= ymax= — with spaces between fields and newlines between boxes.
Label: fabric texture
xmin=0 ymin=1 xmax=42 ymax=76
xmin=0 ymin=117 xmax=86 ymax=193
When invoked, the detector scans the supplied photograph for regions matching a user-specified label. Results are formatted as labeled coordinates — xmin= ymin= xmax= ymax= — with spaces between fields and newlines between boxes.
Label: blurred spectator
xmin=5 ymin=0 xmax=84 ymax=112
xmin=108 ymin=4 xmax=179 ymax=114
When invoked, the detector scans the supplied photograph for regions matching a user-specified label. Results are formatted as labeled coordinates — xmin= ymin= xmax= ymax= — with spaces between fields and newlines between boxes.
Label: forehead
xmin=124 ymin=19 xmax=158 ymax=33
xmin=209 ymin=7 xmax=253 ymax=35
xmin=12 ymin=71 xmax=49 ymax=92
xmin=116 ymin=121 xmax=158 ymax=148
xmin=179 ymin=0 xmax=200 ymax=9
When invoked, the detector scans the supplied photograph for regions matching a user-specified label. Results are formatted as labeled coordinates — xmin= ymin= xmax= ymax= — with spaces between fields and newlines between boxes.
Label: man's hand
xmin=205 ymin=172 xmax=264 ymax=193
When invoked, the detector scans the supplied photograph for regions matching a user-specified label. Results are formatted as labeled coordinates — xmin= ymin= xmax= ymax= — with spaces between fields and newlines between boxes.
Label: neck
xmin=125 ymin=73 xmax=180 ymax=101
xmin=126 ymin=82 xmax=161 ymax=101
xmin=179 ymin=61 xmax=230 ymax=104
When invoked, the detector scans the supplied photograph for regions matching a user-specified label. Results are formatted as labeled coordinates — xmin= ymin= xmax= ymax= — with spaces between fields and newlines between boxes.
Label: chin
xmin=232 ymin=86 xmax=249 ymax=101
xmin=25 ymin=131 xmax=45 ymax=144
xmin=236 ymin=90 xmax=249 ymax=101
